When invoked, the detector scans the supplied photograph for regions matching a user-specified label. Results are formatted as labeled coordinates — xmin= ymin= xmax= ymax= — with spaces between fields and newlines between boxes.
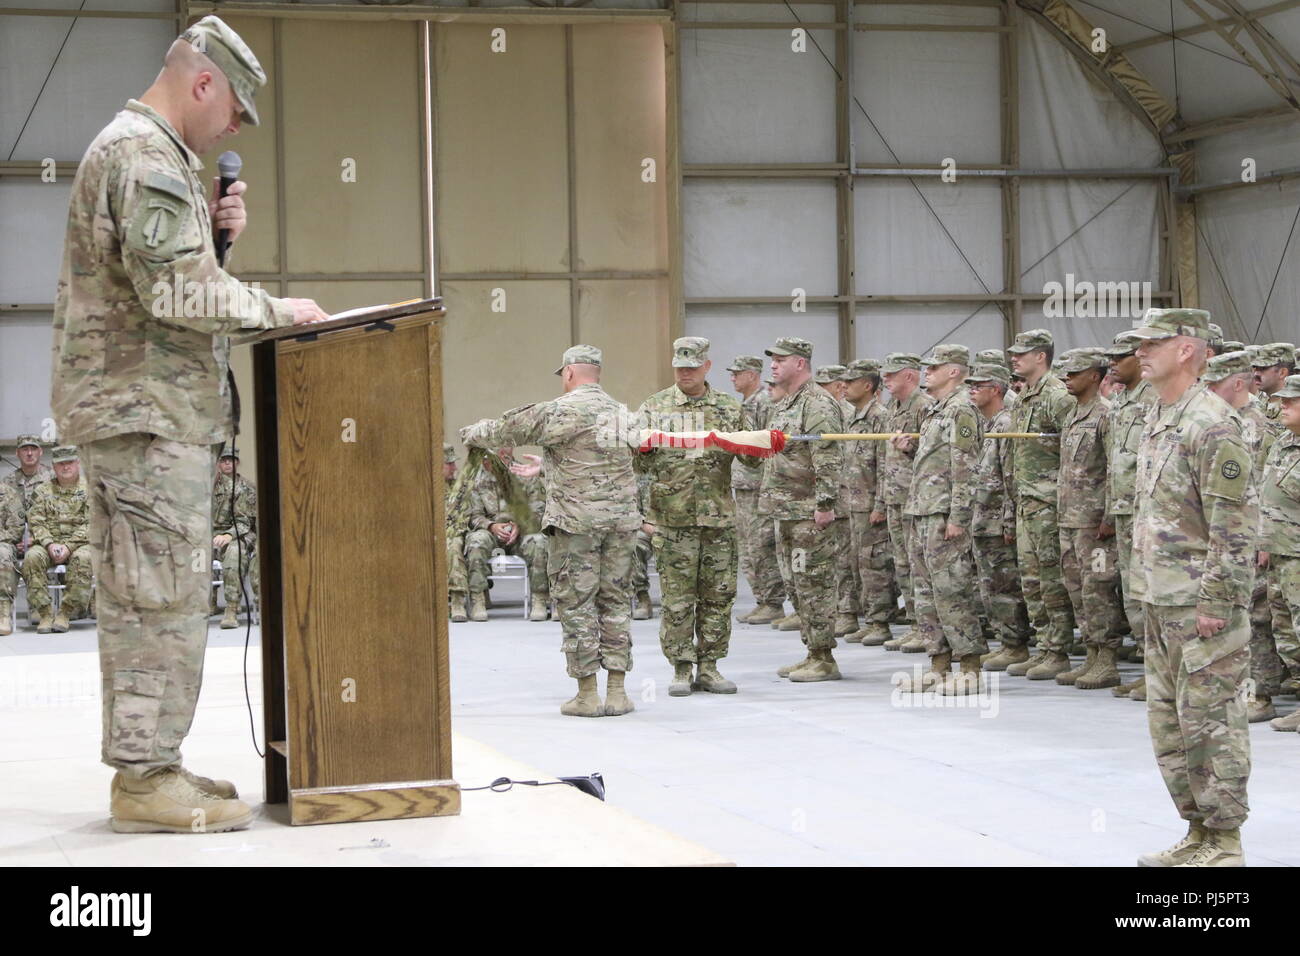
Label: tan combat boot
xmin=1270 ymin=709 xmax=1300 ymax=731
xmin=560 ymin=674 xmax=603 ymax=717
xmin=899 ymin=631 xmax=928 ymax=653
xmin=110 ymin=768 xmax=238 ymax=805
xmin=1112 ymin=674 xmax=1144 ymax=697
xmin=1076 ymin=646 xmax=1122 ymax=690
xmin=469 ymin=591 xmax=488 ymax=622
xmin=938 ymin=653 xmax=983 ymax=696
xmin=983 ymin=643 xmax=1029 ymax=672
xmin=1280 ymin=676 xmax=1300 ymax=696
xmin=1005 ymin=649 xmax=1046 ymax=676
xmin=777 ymin=653 xmax=813 ymax=678
xmin=882 ymin=629 xmax=909 ymax=651
xmin=1246 ymin=695 xmax=1276 ymax=722
xmin=632 ymin=591 xmax=652 ymax=620
xmin=694 ymin=660 xmax=737 ymax=694
xmin=220 ymin=603 xmax=239 ymax=629
xmin=775 ymin=613 xmax=803 ymax=632
xmin=529 ymin=594 xmax=549 ymax=622
xmin=844 ymin=628 xmax=866 ymax=644
xmin=603 ymin=671 xmax=634 ymax=716
xmin=860 ymin=623 xmax=893 ymax=646
xmin=34 ymin=605 xmax=54 ymax=634
xmin=834 ymin=613 xmax=859 ymax=637
xmin=668 ymin=662 xmax=694 ymax=697
xmin=51 ymin=603 xmax=76 ymax=633
xmin=1026 ymin=650 xmax=1072 ymax=680
xmin=1174 ymin=827 xmax=1244 ymax=867
xmin=789 ymin=647 xmax=841 ymax=682
xmin=896 ymin=651 xmax=951 ymax=693
xmin=1137 ymin=823 xmax=1207 ymax=867
xmin=449 ymin=591 xmax=468 ymax=623
xmin=110 ymin=767 xmax=253 ymax=833
xmin=0 ymin=600 xmax=11 ymax=637
xmin=747 ymin=604 xmax=785 ymax=625
xmin=1055 ymin=646 xmax=1097 ymax=685
xmin=1128 ymin=678 xmax=1147 ymax=701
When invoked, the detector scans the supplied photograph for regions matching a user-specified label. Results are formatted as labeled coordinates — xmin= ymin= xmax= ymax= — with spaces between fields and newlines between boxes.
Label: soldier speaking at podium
xmin=49 ymin=15 xmax=327 ymax=833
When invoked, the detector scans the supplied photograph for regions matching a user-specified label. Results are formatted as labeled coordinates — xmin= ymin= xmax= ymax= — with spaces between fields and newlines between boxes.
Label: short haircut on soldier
xmin=1033 ymin=345 xmax=1055 ymax=363
xmin=864 ymin=371 xmax=881 ymax=392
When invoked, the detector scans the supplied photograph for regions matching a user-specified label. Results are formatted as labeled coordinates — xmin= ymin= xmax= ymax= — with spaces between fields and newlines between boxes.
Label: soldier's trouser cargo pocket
xmin=105 ymin=669 xmax=172 ymax=763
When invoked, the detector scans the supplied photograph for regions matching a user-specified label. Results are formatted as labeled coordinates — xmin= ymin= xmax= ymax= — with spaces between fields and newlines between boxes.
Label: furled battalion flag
xmin=639 ymin=428 xmax=787 ymax=457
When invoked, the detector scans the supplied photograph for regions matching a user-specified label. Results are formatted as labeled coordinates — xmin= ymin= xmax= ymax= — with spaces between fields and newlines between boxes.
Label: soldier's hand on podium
xmin=286 ymin=298 xmax=329 ymax=325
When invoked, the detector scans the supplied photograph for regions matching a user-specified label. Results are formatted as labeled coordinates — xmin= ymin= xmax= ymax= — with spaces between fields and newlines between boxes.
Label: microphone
xmin=215 ymin=150 xmax=242 ymax=267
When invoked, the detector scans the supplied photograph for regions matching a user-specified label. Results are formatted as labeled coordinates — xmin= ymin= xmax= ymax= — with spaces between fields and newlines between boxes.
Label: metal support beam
xmin=186 ymin=2 xmax=671 ymax=23
xmin=836 ymin=0 xmax=855 ymax=361
xmin=1180 ymin=0 xmax=1300 ymax=108
xmin=1002 ymin=0 xmax=1021 ymax=346
xmin=1163 ymin=104 xmax=1299 ymax=143
xmin=1115 ymin=0 xmax=1300 ymax=53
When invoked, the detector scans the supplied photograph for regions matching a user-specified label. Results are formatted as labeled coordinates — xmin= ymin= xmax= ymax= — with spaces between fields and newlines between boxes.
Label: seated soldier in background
xmin=444 ymin=443 xmax=472 ymax=623
xmin=211 ymin=445 xmax=258 ymax=629
xmin=464 ymin=447 xmax=549 ymax=622
xmin=0 ymin=485 xmax=22 ymax=636
xmin=2 ymin=434 xmax=54 ymax=515
xmin=21 ymin=446 xmax=92 ymax=633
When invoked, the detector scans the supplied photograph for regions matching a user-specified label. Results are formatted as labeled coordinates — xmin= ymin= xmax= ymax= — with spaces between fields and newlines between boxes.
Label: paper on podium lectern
xmin=328 ymin=298 xmax=427 ymax=321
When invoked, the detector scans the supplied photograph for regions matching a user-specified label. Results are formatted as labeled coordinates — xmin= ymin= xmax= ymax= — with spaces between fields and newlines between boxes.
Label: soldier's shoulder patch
xmin=144 ymin=170 xmax=191 ymax=203
xmin=1207 ymin=439 xmax=1249 ymax=501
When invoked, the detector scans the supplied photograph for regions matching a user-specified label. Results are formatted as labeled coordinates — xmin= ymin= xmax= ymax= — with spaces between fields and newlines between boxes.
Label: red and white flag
xmin=638 ymin=428 xmax=786 ymax=457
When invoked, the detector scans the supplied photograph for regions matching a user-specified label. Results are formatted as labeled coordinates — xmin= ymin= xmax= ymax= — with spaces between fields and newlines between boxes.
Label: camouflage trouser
xmin=1249 ymin=567 xmax=1284 ymax=697
xmin=772 ymin=512 xmax=799 ymax=612
xmin=0 ymin=542 xmax=18 ymax=600
xmin=22 ymin=542 xmax=94 ymax=613
xmin=1112 ymin=514 xmax=1144 ymax=641
xmin=850 ymin=511 xmax=894 ymax=624
xmin=1015 ymin=498 xmax=1072 ymax=652
xmin=446 ymin=532 xmax=468 ymax=594
xmin=549 ymin=528 xmax=635 ymax=678
xmin=885 ymin=503 xmax=915 ymax=618
xmin=650 ymin=524 xmax=737 ymax=663
xmin=908 ymin=513 xmax=986 ymax=658
xmin=1059 ymin=525 xmax=1124 ymax=649
xmin=734 ymin=489 xmax=785 ymax=606
xmin=972 ymin=533 xmax=1030 ymax=648
xmin=465 ymin=528 xmax=549 ymax=597
xmin=214 ymin=534 xmax=258 ymax=611
xmin=1269 ymin=556 xmax=1300 ymax=678
xmin=775 ymin=517 xmax=839 ymax=650
xmin=632 ymin=529 xmax=651 ymax=593
xmin=835 ymin=518 xmax=859 ymax=616
xmin=81 ymin=433 xmax=214 ymax=779
xmin=1143 ymin=603 xmax=1250 ymax=831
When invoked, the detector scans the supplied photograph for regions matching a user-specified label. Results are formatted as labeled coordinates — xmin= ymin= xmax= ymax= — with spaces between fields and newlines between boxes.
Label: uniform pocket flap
xmin=112 ymin=669 xmax=167 ymax=698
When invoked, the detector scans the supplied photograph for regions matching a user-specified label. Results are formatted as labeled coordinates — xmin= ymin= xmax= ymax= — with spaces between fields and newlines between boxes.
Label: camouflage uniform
xmin=880 ymin=359 xmax=933 ymax=622
xmin=904 ymin=353 xmax=986 ymax=658
xmin=1259 ymin=385 xmax=1300 ymax=690
xmin=732 ymin=376 xmax=784 ymax=608
xmin=631 ymin=470 xmax=653 ymax=596
xmin=51 ymin=89 xmax=298 ymax=776
xmin=1103 ymin=359 xmax=1155 ymax=644
xmin=462 ymin=365 xmax=641 ymax=678
xmin=968 ymin=368 xmax=1030 ymax=648
xmin=463 ymin=463 xmax=549 ymax=601
xmin=0 ymin=485 xmax=24 ymax=605
xmin=1131 ymin=316 xmax=1256 ymax=833
xmin=1 ymin=458 xmax=54 ymax=513
xmin=1007 ymin=333 xmax=1076 ymax=654
xmin=637 ymin=371 xmax=744 ymax=666
xmin=444 ymin=447 xmax=469 ymax=597
xmin=22 ymin=472 xmax=93 ymax=617
xmin=212 ymin=470 xmax=258 ymax=611
xmin=845 ymin=386 xmax=895 ymax=627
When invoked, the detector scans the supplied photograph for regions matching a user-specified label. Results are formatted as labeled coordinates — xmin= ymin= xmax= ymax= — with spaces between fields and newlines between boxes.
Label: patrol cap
xmin=1207 ymin=323 xmax=1224 ymax=350
xmin=1250 ymin=342 xmax=1297 ymax=368
xmin=180 ymin=16 xmax=267 ymax=127
xmin=51 ymin=445 xmax=78 ymax=463
xmin=1058 ymin=347 xmax=1109 ymax=374
xmin=442 ymin=442 xmax=457 ymax=461
xmin=672 ymin=336 xmax=710 ymax=369
xmin=814 ymin=364 xmax=847 ymax=384
xmin=1222 ymin=340 xmax=1245 ymax=353
xmin=554 ymin=343 xmax=602 ymax=375
xmin=1104 ymin=331 xmax=1142 ymax=358
xmin=974 ymin=348 xmax=1008 ymax=368
xmin=1006 ymin=328 xmax=1054 ymax=355
xmin=726 ymin=355 xmax=763 ymax=373
xmin=844 ymin=358 xmax=881 ymax=379
xmin=920 ymin=343 xmax=970 ymax=367
xmin=15 ymin=434 xmax=41 ymax=450
xmin=1128 ymin=307 xmax=1212 ymax=341
xmin=1202 ymin=350 xmax=1253 ymax=383
xmin=967 ymin=363 xmax=1011 ymax=386
xmin=1274 ymin=373 xmax=1300 ymax=399
xmin=765 ymin=336 xmax=813 ymax=360
xmin=217 ymin=443 xmax=238 ymax=459
xmin=880 ymin=352 xmax=921 ymax=373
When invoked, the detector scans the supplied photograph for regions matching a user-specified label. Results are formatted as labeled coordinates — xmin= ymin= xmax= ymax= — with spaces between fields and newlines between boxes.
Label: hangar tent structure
xmin=1 ymin=0 xmax=1298 ymax=455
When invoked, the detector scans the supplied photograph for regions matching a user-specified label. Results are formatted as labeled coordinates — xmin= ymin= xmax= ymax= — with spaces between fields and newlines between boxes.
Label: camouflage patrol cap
xmin=217 ymin=442 xmax=238 ymax=459
xmin=880 ymin=352 xmax=921 ymax=373
xmin=726 ymin=355 xmax=763 ymax=373
xmin=765 ymin=336 xmax=813 ymax=360
xmin=844 ymin=358 xmax=881 ymax=379
xmin=814 ymin=364 xmax=847 ymax=384
xmin=1104 ymin=331 xmax=1142 ymax=358
xmin=920 ymin=343 xmax=970 ymax=367
xmin=15 ymin=434 xmax=41 ymax=450
xmin=1222 ymin=340 xmax=1245 ymax=353
xmin=1006 ymin=328 xmax=1054 ymax=354
xmin=1250 ymin=342 xmax=1297 ymax=368
xmin=180 ymin=16 xmax=268 ymax=127
xmin=1129 ymin=307 xmax=1212 ymax=341
xmin=967 ymin=363 xmax=1011 ymax=386
xmin=672 ymin=336 xmax=710 ymax=369
xmin=1274 ymin=374 xmax=1300 ymax=399
xmin=1202 ymin=350 xmax=1253 ymax=383
xmin=974 ymin=348 xmax=1008 ymax=368
xmin=442 ymin=442 xmax=456 ymax=461
xmin=554 ymin=343 xmax=602 ymax=375
xmin=1058 ymin=347 xmax=1109 ymax=374
xmin=1207 ymin=323 xmax=1224 ymax=350
xmin=51 ymin=445 xmax=78 ymax=463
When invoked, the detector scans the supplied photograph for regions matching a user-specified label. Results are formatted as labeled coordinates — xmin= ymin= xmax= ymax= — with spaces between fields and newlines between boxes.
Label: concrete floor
xmin=3 ymin=577 xmax=1298 ymax=866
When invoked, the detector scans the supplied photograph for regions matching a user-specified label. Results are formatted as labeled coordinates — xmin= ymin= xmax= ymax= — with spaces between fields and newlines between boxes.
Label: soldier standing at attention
xmin=463 ymin=345 xmax=642 ymax=718
xmin=895 ymin=345 xmax=985 ymax=694
xmin=211 ymin=445 xmax=257 ymax=629
xmin=1131 ymin=309 xmax=1255 ymax=868
xmin=1259 ymin=373 xmax=1300 ymax=732
xmin=814 ymin=365 xmax=860 ymax=638
xmin=764 ymin=338 xmax=846 ymax=682
xmin=51 ymin=16 xmax=328 ymax=832
xmin=843 ymin=359 xmax=896 ymax=646
xmin=636 ymin=337 xmax=747 ymax=696
xmin=1103 ymin=332 xmax=1157 ymax=700
xmin=1251 ymin=343 xmax=1295 ymax=425
xmin=878 ymin=353 xmax=932 ymax=651
xmin=729 ymin=355 xmax=786 ymax=625
xmin=967 ymin=363 xmax=1031 ymax=670
xmin=1005 ymin=330 xmax=1076 ymax=678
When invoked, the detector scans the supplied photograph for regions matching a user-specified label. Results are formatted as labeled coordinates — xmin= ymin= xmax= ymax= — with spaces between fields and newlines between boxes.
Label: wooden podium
xmin=247 ymin=300 xmax=460 ymax=825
